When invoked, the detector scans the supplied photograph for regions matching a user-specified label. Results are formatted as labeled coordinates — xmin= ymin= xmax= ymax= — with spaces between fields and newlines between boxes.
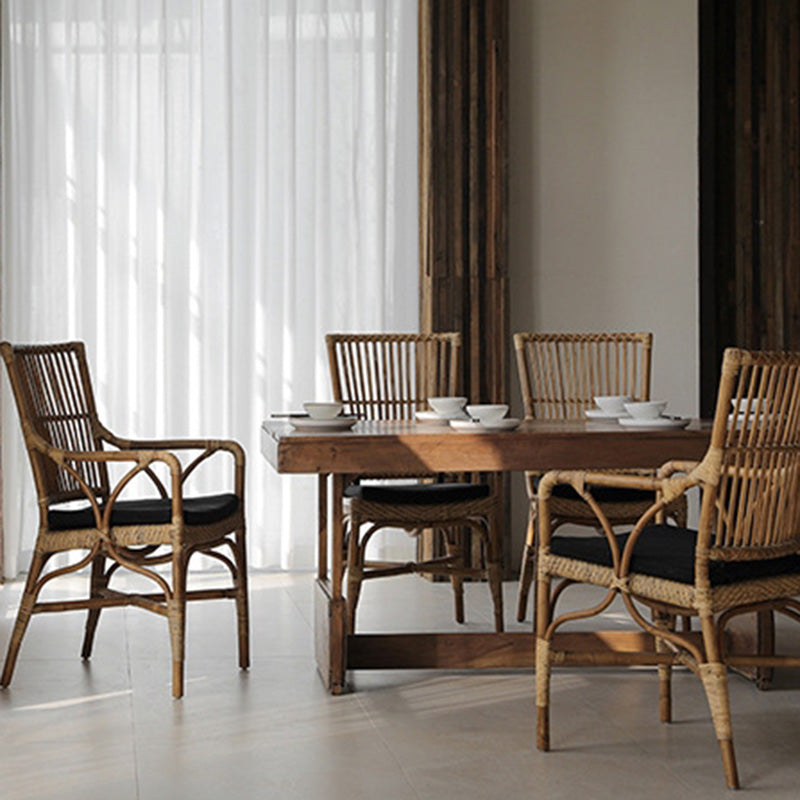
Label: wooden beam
xmin=418 ymin=0 xmax=510 ymax=572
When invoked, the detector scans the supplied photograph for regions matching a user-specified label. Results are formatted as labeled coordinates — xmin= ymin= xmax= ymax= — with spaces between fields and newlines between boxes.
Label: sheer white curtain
xmin=1 ymin=0 xmax=418 ymax=578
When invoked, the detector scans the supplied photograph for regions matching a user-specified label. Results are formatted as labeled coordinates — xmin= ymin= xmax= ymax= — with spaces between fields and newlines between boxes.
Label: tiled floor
xmin=2 ymin=571 xmax=800 ymax=799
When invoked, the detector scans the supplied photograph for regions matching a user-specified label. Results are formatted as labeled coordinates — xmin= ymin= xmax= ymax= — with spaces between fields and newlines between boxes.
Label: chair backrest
xmin=514 ymin=332 xmax=652 ymax=420
xmin=695 ymin=348 xmax=800 ymax=560
xmin=325 ymin=332 xmax=460 ymax=420
xmin=1 ymin=341 xmax=109 ymax=505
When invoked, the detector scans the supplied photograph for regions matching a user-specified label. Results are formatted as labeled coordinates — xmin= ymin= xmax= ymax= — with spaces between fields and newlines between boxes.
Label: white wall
xmin=508 ymin=0 xmax=699 ymax=568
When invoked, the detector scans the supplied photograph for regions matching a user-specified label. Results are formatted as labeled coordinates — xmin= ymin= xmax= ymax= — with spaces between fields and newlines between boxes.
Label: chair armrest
xmin=37 ymin=443 xmax=186 ymax=536
xmin=99 ymin=432 xmax=246 ymax=497
xmin=102 ymin=431 xmax=243 ymax=457
xmin=536 ymin=468 xmax=701 ymax=556
xmin=657 ymin=460 xmax=700 ymax=479
xmin=37 ymin=439 xmax=181 ymax=471
xmin=537 ymin=469 xmax=662 ymax=498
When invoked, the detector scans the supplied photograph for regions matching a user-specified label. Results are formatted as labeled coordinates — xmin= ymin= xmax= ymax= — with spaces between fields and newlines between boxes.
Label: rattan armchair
xmin=514 ymin=332 xmax=687 ymax=621
xmin=535 ymin=348 xmax=800 ymax=788
xmin=326 ymin=332 xmax=504 ymax=633
xmin=0 ymin=341 xmax=248 ymax=698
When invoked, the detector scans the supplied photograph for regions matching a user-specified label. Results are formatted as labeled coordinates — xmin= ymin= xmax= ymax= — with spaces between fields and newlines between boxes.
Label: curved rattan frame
xmin=534 ymin=348 xmax=800 ymax=789
xmin=1 ymin=341 xmax=249 ymax=698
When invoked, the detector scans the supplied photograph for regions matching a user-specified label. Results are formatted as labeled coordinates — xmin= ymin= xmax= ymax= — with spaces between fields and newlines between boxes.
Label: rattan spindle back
xmin=2 ymin=341 xmax=110 ymax=504
xmin=514 ymin=332 xmax=652 ymax=420
xmin=326 ymin=333 xmax=460 ymax=420
xmin=703 ymin=349 xmax=800 ymax=558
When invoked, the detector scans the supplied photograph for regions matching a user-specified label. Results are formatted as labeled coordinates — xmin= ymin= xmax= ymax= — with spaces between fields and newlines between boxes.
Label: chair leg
xmin=699 ymin=614 xmax=740 ymax=789
xmin=515 ymin=506 xmax=537 ymax=622
xmin=755 ymin=609 xmax=775 ymax=689
xmin=443 ymin=529 xmax=466 ymax=624
xmin=485 ymin=512 xmax=504 ymax=633
xmin=1 ymin=550 xmax=48 ymax=688
xmin=535 ymin=574 xmax=552 ymax=751
xmin=233 ymin=526 xmax=250 ymax=670
xmin=653 ymin=611 xmax=675 ymax=723
xmin=488 ymin=560 xmax=504 ymax=633
xmin=168 ymin=549 xmax=188 ymax=699
xmin=81 ymin=554 xmax=108 ymax=660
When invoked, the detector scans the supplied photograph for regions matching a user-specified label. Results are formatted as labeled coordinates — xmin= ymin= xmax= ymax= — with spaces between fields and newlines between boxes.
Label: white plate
xmin=585 ymin=408 xmax=630 ymax=420
xmin=415 ymin=410 xmax=467 ymax=424
xmin=449 ymin=417 xmax=521 ymax=433
xmin=290 ymin=416 xmax=358 ymax=432
xmin=618 ymin=416 xmax=690 ymax=429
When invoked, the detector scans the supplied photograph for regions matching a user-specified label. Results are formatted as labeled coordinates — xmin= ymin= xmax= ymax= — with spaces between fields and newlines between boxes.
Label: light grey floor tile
xmin=3 ymin=570 xmax=800 ymax=799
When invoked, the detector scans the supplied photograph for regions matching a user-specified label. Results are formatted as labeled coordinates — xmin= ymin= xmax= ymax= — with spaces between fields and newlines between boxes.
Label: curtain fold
xmin=1 ymin=0 xmax=418 ymax=578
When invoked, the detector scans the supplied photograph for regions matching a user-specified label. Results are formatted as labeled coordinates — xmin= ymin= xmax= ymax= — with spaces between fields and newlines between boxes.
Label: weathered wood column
xmin=419 ymin=0 xmax=508 ymax=404
xmin=700 ymin=0 xmax=800 ymax=416
xmin=418 ymin=0 xmax=510 ymax=574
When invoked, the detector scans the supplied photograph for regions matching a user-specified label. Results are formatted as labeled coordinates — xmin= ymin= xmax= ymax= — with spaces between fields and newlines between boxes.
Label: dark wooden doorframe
xmin=699 ymin=0 xmax=800 ymax=416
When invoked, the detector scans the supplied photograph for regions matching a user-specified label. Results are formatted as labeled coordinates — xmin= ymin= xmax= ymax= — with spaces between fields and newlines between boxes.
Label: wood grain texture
xmin=701 ymin=0 xmax=800 ymax=415
xmin=418 ymin=0 xmax=508 ymax=408
xmin=261 ymin=418 xmax=710 ymax=476
xmin=418 ymin=0 xmax=509 ymax=566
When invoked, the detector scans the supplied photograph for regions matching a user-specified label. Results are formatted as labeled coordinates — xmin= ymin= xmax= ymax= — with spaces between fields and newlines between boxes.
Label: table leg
xmin=313 ymin=473 xmax=348 ymax=693
xmin=317 ymin=474 xmax=328 ymax=581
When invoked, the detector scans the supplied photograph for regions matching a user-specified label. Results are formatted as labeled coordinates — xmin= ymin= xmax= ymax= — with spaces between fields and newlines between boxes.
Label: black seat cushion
xmin=48 ymin=493 xmax=240 ymax=531
xmin=550 ymin=523 xmax=800 ymax=586
xmin=344 ymin=482 xmax=490 ymax=505
xmin=531 ymin=474 xmax=654 ymax=505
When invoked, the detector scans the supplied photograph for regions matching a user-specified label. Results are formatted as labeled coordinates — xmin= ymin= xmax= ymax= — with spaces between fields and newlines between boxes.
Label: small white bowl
xmin=594 ymin=395 xmax=632 ymax=415
xmin=623 ymin=400 xmax=667 ymax=420
xmin=466 ymin=404 xmax=509 ymax=425
xmin=428 ymin=396 xmax=467 ymax=418
xmin=303 ymin=401 xmax=343 ymax=420
xmin=730 ymin=398 xmax=768 ymax=413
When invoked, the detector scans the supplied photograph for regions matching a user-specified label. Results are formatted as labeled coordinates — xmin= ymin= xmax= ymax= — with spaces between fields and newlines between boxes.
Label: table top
xmin=260 ymin=417 xmax=711 ymax=475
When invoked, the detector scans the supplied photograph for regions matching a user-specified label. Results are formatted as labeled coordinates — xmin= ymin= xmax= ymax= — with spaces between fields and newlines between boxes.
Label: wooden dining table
xmin=261 ymin=416 xmax=712 ymax=693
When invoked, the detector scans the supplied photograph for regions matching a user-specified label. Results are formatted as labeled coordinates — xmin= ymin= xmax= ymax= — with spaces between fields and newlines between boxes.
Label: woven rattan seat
xmin=0 ymin=341 xmax=249 ymax=698
xmin=514 ymin=331 xmax=687 ymax=621
xmin=326 ymin=332 xmax=504 ymax=634
xmin=534 ymin=348 xmax=800 ymax=789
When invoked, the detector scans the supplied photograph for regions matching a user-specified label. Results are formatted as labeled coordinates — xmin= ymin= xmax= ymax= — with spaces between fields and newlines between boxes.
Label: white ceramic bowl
xmin=466 ymin=404 xmax=509 ymax=425
xmin=428 ymin=396 xmax=467 ymax=418
xmin=594 ymin=395 xmax=632 ymax=415
xmin=730 ymin=398 xmax=768 ymax=413
xmin=623 ymin=400 xmax=667 ymax=420
xmin=303 ymin=401 xmax=343 ymax=420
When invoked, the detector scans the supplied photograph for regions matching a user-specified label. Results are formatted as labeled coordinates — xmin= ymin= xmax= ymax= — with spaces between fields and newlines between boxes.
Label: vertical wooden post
xmin=700 ymin=0 xmax=800 ymax=415
xmin=0 ymin=0 xmax=4 ymax=581
xmin=418 ymin=0 xmax=510 ymax=574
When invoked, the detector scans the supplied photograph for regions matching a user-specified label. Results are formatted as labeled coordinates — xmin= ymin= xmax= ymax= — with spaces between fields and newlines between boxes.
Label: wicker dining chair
xmin=535 ymin=348 xmax=800 ymax=789
xmin=325 ymin=332 xmax=504 ymax=633
xmin=0 ymin=341 xmax=248 ymax=698
xmin=514 ymin=332 xmax=687 ymax=621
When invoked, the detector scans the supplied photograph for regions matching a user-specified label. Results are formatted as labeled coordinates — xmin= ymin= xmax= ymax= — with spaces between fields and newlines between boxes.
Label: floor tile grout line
xmin=353 ymin=690 xmax=426 ymax=800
